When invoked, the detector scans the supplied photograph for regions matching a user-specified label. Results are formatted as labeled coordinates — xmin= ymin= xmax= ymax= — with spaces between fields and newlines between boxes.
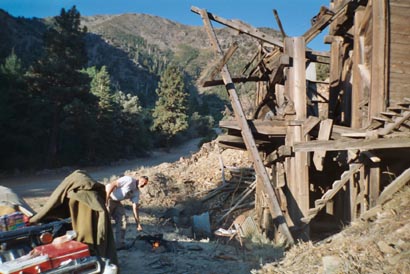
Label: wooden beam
xmin=328 ymin=36 xmax=344 ymax=119
xmin=306 ymin=51 xmax=330 ymax=64
xmin=264 ymin=54 xmax=290 ymax=73
xmin=368 ymin=162 xmax=381 ymax=208
xmin=294 ymin=137 xmax=410 ymax=152
xmin=369 ymin=0 xmax=388 ymax=120
xmin=305 ymin=1 xmax=357 ymax=44
xmin=217 ymin=134 xmax=270 ymax=145
xmin=273 ymin=9 xmax=287 ymax=38
xmin=303 ymin=116 xmax=321 ymax=136
xmin=267 ymin=54 xmax=290 ymax=86
xmin=265 ymin=145 xmax=293 ymax=165
xmin=219 ymin=119 xmax=287 ymax=136
xmin=284 ymin=37 xmax=309 ymax=236
xmin=209 ymin=42 xmax=239 ymax=81
xmin=351 ymin=7 xmax=365 ymax=128
xmin=202 ymin=76 xmax=269 ymax=87
xmin=377 ymin=168 xmax=410 ymax=205
xmin=313 ymin=119 xmax=333 ymax=171
xmin=378 ymin=111 xmax=410 ymax=136
xmin=191 ymin=6 xmax=284 ymax=48
xmin=303 ymin=7 xmax=334 ymax=44
xmin=195 ymin=7 xmax=294 ymax=245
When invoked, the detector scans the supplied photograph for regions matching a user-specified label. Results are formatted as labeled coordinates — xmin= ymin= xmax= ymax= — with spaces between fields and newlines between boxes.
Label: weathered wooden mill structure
xmin=192 ymin=0 xmax=410 ymax=244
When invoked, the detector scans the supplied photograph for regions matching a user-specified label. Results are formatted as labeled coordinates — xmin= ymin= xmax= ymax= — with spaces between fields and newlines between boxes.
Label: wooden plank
xmin=390 ymin=0 xmax=410 ymax=8
xmin=368 ymin=162 xmax=381 ymax=207
xmin=369 ymin=0 xmax=387 ymax=121
xmin=359 ymin=165 xmax=367 ymax=215
xmin=351 ymin=7 xmax=365 ymax=128
xmin=303 ymin=7 xmax=334 ymax=44
xmin=378 ymin=111 xmax=410 ymax=136
xmin=360 ymin=204 xmax=382 ymax=220
xmin=202 ymin=76 xmax=269 ymax=87
xmin=328 ymin=36 xmax=344 ymax=119
xmin=217 ymin=135 xmax=272 ymax=147
xmin=219 ymin=119 xmax=287 ymax=136
xmin=194 ymin=7 xmax=294 ymax=245
xmin=313 ymin=119 xmax=333 ymax=171
xmin=349 ymin=164 xmax=359 ymax=220
xmin=273 ymin=9 xmax=287 ymax=38
xmin=209 ymin=42 xmax=239 ymax=81
xmin=377 ymin=168 xmax=410 ymax=205
xmin=266 ymin=54 xmax=290 ymax=86
xmin=303 ymin=116 xmax=321 ymax=136
xmin=191 ymin=6 xmax=284 ymax=48
xmin=294 ymin=137 xmax=410 ymax=152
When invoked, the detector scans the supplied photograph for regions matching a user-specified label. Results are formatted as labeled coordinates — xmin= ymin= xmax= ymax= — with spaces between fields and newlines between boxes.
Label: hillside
xmin=0 ymin=9 xmax=281 ymax=109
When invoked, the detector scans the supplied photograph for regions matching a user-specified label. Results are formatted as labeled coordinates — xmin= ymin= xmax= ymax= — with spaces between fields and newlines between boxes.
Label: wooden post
xmin=369 ymin=0 xmax=387 ymax=120
xmin=284 ymin=37 xmax=309 ymax=236
xmin=368 ymin=162 xmax=381 ymax=208
xmin=359 ymin=165 xmax=367 ymax=215
xmin=327 ymin=36 xmax=344 ymax=119
xmin=195 ymin=7 xmax=294 ymax=245
xmin=351 ymin=7 xmax=365 ymax=128
xmin=313 ymin=119 xmax=333 ymax=171
xmin=348 ymin=164 xmax=360 ymax=221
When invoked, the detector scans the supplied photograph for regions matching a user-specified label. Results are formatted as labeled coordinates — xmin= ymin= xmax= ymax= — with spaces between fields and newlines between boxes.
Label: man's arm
xmin=132 ymin=203 xmax=143 ymax=231
xmin=105 ymin=180 xmax=119 ymax=205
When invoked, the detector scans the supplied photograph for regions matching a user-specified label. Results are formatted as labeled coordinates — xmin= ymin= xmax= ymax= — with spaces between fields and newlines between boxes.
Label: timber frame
xmin=192 ymin=0 xmax=410 ymax=244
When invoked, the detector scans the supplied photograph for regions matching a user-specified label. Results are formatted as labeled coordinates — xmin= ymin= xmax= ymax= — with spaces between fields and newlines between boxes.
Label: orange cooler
xmin=32 ymin=240 xmax=90 ymax=268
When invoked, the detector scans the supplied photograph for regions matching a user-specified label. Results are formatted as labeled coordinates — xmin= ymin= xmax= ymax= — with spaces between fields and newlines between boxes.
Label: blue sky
xmin=1 ymin=0 xmax=330 ymax=50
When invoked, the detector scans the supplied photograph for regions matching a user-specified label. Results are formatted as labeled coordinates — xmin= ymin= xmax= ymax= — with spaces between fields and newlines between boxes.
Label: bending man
xmin=105 ymin=175 xmax=149 ymax=248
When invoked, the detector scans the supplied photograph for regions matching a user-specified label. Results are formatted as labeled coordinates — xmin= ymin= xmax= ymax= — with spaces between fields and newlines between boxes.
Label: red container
xmin=32 ymin=240 xmax=90 ymax=268
xmin=0 ymin=254 xmax=52 ymax=274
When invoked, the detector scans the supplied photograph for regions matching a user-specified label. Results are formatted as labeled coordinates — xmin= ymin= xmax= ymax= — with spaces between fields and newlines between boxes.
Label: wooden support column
xmin=351 ymin=7 xmax=365 ymax=128
xmin=327 ymin=36 xmax=344 ymax=119
xmin=348 ymin=164 xmax=360 ymax=221
xmin=369 ymin=0 xmax=387 ymax=120
xmin=368 ymin=162 xmax=381 ymax=208
xmin=195 ymin=7 xmax=294 ymax=245
xmin=284 ymin=37 xmax=309 ymax=235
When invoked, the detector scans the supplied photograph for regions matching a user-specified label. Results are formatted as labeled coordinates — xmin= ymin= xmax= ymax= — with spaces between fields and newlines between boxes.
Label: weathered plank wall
xmin=388 ymin=0 xmax=410 ymax=106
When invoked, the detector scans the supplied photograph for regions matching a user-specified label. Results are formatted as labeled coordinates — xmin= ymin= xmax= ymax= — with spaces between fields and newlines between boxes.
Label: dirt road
xmin=0 ymin=138 xmax=202 ymax=199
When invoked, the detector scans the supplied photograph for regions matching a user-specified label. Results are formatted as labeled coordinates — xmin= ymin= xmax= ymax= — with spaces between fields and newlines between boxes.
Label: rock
xmin=377 ymin=240 xmax=397 ymax=254
xmin=322 ymin=255 xmax=341 ymax=274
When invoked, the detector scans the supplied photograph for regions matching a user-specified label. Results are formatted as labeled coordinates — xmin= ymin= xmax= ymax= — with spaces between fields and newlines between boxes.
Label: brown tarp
xmin=30 ymin=170 xmax=117 ymax=265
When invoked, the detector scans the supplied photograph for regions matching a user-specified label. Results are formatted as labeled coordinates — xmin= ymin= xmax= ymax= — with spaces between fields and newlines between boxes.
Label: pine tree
xmin=0 ymin=51 xmax=35 ymax=168
xmin=90 ymin=66 xmax=114 ymax=112
xmin=151 ymin=65 xmax=189 ymax=146
xmin=26 ymin=6 xmax=94 ymax=166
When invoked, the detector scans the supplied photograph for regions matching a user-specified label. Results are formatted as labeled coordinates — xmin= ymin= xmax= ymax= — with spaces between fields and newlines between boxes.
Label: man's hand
xmin=137 ymin=224 xmax=143 ymax=231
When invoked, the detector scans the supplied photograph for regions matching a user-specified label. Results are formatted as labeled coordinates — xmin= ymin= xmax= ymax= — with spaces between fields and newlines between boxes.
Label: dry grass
xmin=254 ymin=185 xmax=410 ymax=274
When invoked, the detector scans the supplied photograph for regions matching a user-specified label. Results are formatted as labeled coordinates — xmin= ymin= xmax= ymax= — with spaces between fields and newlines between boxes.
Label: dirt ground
xmin=18 ymin=140 xmax=410 ymax=273
xmin=22 ymin=140 xmax=284 ymax=274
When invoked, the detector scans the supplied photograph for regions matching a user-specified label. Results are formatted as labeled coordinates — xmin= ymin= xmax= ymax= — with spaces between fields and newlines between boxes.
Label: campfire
xmin=152 ymin=241 xmax=160 ymax=249
xmin=136 ymin=234 xmax=171 ymax=252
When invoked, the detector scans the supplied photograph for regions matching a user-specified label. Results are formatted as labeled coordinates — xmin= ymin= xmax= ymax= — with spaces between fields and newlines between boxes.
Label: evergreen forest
xmin=0 ymin=6 xmax=218 ymax=171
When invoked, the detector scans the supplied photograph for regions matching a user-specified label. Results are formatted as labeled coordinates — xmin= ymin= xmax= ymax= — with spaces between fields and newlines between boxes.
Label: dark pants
xmin=107 ymin=199 xmax=127 ymax=247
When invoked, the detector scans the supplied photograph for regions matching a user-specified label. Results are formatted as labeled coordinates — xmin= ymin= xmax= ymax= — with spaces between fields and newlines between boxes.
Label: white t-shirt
xmin=108 ymin=176 xmax=140 ymax=204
